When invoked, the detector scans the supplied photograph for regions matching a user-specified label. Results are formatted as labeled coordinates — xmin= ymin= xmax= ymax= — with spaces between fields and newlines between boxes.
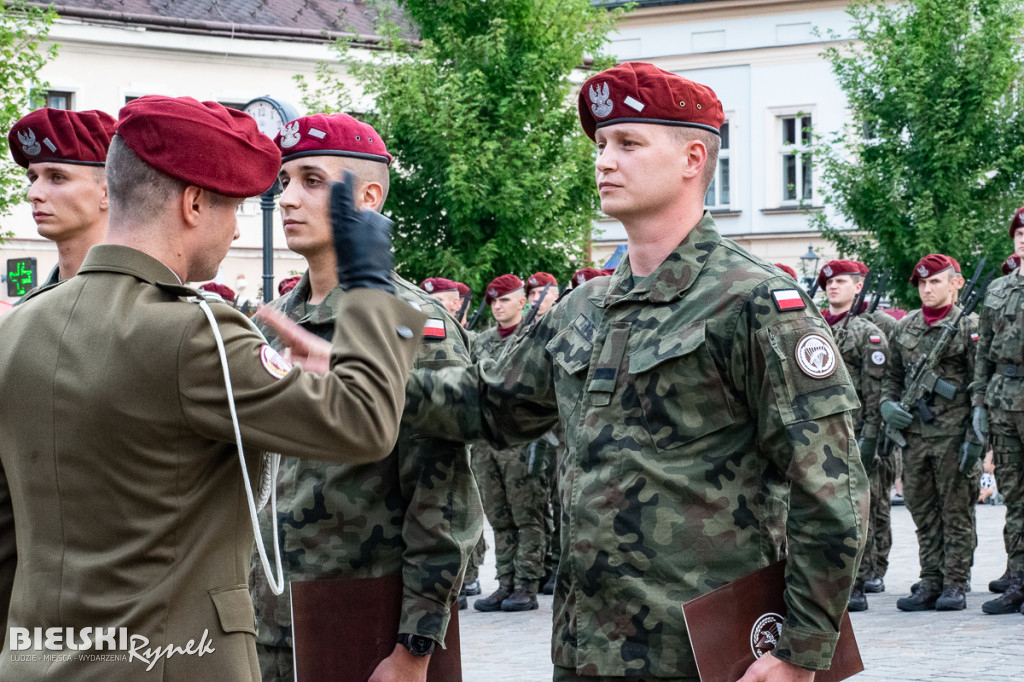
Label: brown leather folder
xmin=291 ymin=572 xmax=462 ymax=682
xmin=681 ymin=560 xmax=863 ymax=682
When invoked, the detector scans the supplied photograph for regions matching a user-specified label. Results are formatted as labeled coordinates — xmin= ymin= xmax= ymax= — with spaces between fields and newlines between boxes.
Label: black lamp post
xmin=800 ymin=244 xmax=820 ymax=290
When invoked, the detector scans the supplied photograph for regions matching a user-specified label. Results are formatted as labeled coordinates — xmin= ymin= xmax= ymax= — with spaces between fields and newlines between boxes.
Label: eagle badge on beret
xmin=823 ymin=265 xmax=833 ymax=277
xmin=576 ymin=273 xmax=586 ymax=284
xmin=17 ymin=129 xmax=41 ymax=156
xmin=917 ymin=265 xmax=929 ymax=277
xmin=424 ymin=280 xmax=434 ymax=292
xmin=589 ymin=83 xmax=613 ymax=118
xmin=529 ymin=277 xmax=538 ymax=286
xmin=488 ymin=288 xmax=498 ymax=298
xmin=280 ymin=121 xmax=301 ymax=149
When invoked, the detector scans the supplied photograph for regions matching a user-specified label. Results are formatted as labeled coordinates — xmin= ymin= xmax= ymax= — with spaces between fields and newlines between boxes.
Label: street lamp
xmin=800 ymin=244 xmax=820 ymax=291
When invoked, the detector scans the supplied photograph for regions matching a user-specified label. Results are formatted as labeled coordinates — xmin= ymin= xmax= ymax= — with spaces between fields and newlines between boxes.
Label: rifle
xmin=837 ymin=269 xmax=873 ymax=334
xmin=454 ymin=292 xmax=472 ymax=325
xmin=868 ymin=268 xmax=891 ymax=314
xmin=959 ymin=256 xmax=986 ymax=304
xmin=883 ymin=275 xmax=990 ymax=450
xmin=465 ymin=298 xmax=488 ymax=331
xmin=807 ymin=278 xmax=820 ymax=298
xmin=495 ymin=282 xmax=552 ymax=364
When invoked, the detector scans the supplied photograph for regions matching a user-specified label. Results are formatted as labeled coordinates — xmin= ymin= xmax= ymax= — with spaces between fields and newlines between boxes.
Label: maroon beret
xmin=578 ymin=62 xmax=724 ymax=142
xmin=817 ymin=259 xmax=868 ymax=289
xmin=8 ymin=108 xmax=116 ymax=168
xmin=910 ymin=254 xmax=954 ymax=285
xmin=420 ymin=277 xmax=459 ymax=294
xmin=570 ymin=267 xmax=610 ymax=289
xmin=116 ymin=96 xmax=280 ymax=198
xmin=949 ymin=257 xmax=961 ymax=274
xmin=1002 ymin=254 xmax=1021 ymax=275
xmin=278 ymin=275 xmax=301 ymax=296
xmin=525 ymin=272 xmax=558 ymax=294
xmin=485 ymin=274 xmax=524 ymax=304
xmin=276 ymin=113 xmax=392 ymax=166
xmin=1010 ymin=207 xmax=1024 ymax=238
xmin=453 ymin=281 xmax=470 ymax=297
xmin=774 ymin=263 xmax=798 ymax=280
xmin=199 ymin=282 xmax=236 ymax=302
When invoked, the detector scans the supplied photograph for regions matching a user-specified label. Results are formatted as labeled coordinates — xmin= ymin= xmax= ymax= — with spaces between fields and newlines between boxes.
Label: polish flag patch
xmin=869 ymin=334 xmax=882 ymax=344
xmin=970 ymin=332 xmax=980 ymax=342
xmin=423 ymin=318 xmax=446 ymax=340
xmin=771 ymin=289 xmax=806 ymax=312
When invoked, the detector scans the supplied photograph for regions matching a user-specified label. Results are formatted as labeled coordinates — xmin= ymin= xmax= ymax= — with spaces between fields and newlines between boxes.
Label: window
xmin=44 ymin=91 xmax=73 ymax=110
xmin=704 ymin=120 xmax=731 ymax=209
xmin=780 ymin=114 xmax=812 ymax=204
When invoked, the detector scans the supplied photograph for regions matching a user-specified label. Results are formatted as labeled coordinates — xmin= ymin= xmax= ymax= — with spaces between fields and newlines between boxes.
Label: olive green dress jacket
xmin=0 ymin=245 xmax=424 ymax=680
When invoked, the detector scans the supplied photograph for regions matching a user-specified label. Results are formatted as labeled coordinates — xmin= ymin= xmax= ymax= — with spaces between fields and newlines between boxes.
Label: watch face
xmin=244 ymin=100 xmax=284 ymax=138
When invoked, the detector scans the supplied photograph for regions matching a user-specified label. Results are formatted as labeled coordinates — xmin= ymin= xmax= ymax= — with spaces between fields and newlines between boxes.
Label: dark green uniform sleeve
xmin=737 ymin=283 xmax=868 ymax=670
xmin=857 ymin=321 xmax=887 ymax=441
xmin=970 ymin=291 xmax=998 ymax=408
xmin=181 ymin=288 xmax=426 ymax=463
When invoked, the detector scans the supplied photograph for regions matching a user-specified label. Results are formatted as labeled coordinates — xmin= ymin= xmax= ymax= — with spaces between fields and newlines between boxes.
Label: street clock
xmin=242 ymin=96 xmax=300 ymax=139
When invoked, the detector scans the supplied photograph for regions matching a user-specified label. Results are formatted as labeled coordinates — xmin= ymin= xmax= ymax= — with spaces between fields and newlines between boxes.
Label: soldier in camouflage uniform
xmin=818 ymin=260 xmax=889 ymax=611
xmin=881 ymin=254 xmax=982 ymax=612
xmin=469 ymin=274 xmax=551 ymax=613
xmin=405 ymin=63 xmax=868 ymax=680
xmin=248 ymin=114 xmax=481 ymax=681
xmin=971 ymin=210 xmax=1024 ymax=615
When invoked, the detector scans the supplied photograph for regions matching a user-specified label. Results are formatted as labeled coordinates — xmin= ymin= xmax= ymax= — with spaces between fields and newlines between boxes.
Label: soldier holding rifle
xmin=880 ymin=254 xmax=983 ymax=612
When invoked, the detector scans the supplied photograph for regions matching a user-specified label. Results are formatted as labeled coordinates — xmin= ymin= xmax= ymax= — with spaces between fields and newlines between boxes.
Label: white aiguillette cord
xmin=198 ymin=299 xmax=285 ymax=595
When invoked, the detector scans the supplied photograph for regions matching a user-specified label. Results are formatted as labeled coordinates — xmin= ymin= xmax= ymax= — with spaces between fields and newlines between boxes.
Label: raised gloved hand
xmin=880 ymin=400 xmax=913 ymax=430
xmin=857 ymin=437 xmax=877 ymax=469
xmin=972 ymin=406 xmax=989 ymax=443
xmin=959 ymin=441 xmax=983 ymax=473
xmin=330 ymin=171 xmax=394 ymax=293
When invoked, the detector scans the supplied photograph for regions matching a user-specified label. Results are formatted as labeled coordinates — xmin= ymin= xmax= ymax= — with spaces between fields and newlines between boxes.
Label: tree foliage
xmin=0 ymin=0 xmax=57 ymax=233
xmin=812 ymin=0 xmax=1024 ymax=305
xmin=304 ymin=0 xmax=624 ymax=289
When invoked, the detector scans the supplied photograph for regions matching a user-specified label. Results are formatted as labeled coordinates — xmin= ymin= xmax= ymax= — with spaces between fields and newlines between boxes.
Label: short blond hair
xmin=671 ymin=127 xmax=721 ymax=193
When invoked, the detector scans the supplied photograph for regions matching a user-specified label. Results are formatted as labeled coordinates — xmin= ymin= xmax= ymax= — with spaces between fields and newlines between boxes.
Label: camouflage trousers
xmin=474 ymin=441 xmax=549 ymax=590
xmin=256 ymin=643 xmax=293 ymax=682
xmin=902 ymin=432 xmax=980 ymax=588
xmin=464 ymin=446 xmax=487 ymax=584
xmin=553 ymin=665 xmax=698 ymax=682
xmin=545 ymin=444 xmax=561 ymax=575
xmin=990 ymin=409 xmax=1024 ymax=572
xmin=870 ymin=452 xmax=897 ymax=579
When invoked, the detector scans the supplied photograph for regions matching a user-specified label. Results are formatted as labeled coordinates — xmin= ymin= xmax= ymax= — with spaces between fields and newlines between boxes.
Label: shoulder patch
xmin=869 ymin=334 xmax=882 ymax=344
xmin=260 ymin=345 xmax=292 ymax=379
xmin=423 ymin=318 xmax=446 ymax=340
xmin=871 ymin=350 xmax=886 ymax=365
xmin=771 ymin=289 xmax=806 ymax=312
xmin=795 ymin=332 xmax=837 ymax=378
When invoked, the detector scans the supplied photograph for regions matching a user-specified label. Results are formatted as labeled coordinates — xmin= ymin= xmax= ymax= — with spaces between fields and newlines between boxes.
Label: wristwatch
xmin=397 ymin=633 xmax=436 ymax=657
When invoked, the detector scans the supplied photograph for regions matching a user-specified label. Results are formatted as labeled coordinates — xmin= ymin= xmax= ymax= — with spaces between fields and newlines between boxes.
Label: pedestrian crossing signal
xmin=6 ymin=258 xmax=37 ymax=297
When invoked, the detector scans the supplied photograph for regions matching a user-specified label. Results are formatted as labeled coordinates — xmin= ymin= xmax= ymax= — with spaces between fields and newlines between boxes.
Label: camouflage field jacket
xmin=250 ymin=272 xmax=482 ymax=648
xmin=971 ymin=268 xmax=1024 ymax=411
xmin=406 ymin=214 xmax=868 ymax=677
xmin=830 ymin=315 xmax=888 ymax=440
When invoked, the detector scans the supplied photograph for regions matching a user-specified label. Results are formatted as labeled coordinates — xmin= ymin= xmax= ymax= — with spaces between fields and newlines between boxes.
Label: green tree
xmin=812 ymin=0 xmax=1024 ymax=305
xmin=305 ymin=0 xmax=625 ymax=289
xmin=0 ymin=0 xmax=57 ymax=234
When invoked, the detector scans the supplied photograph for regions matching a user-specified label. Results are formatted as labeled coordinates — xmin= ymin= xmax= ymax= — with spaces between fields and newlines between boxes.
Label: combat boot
xmin=935 ymin=584 xmax=967 ymax=611
xmin=542 ymin=573 xmax=556 ymax=596
xmin=982 ymin=573 xmax=1024 ymax=615
xmin=864 ymin=576 xmax=885 ymax=593
xmin=897 ymin=584 xmax=941 ymax=611
xmin=458 ymin=594 xmax=468 ymax=610
xmin=474 ymin=585 xmax=512 ymax=612
xmin=989 ymin=568 xmax=1014 ymax=593
xmin=461 ymin=579 xmax=481 ymax=596
xmin=848 ymin=584 xmax=868 ymax=612
xmin=500 ymin=588 xmax=539 ymax=612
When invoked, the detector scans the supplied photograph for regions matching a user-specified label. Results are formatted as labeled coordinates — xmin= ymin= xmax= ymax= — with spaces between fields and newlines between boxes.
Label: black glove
xmin=330 ymin=171 xmax=394 ymax=293
xmin=959 ymin=441 xmax=982 ymax=473
xmin=880 ymin=400 xmax=913 ymax=430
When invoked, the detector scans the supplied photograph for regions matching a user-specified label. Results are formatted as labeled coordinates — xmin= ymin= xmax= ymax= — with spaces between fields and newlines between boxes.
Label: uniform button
xmin=397 ymin=326 xmax=414 ymax=339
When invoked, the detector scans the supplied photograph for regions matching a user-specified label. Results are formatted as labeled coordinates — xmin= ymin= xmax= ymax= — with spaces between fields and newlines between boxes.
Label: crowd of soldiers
xmin=0 ymin=59 xmax=1021 ymax=682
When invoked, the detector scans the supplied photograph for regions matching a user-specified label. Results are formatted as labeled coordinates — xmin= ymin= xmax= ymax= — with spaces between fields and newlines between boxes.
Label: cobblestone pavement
xmin=459 ymin=503 xmax=1023 ymax=681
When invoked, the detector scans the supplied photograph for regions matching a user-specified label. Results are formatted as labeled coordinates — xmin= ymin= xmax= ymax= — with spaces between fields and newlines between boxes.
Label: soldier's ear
xmin=359 ymin=181 xmax=385 ymax=212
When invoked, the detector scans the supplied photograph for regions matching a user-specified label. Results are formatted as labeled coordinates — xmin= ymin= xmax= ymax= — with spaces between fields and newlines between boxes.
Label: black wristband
xmin=396 ymin=633 xmax=436 ymax=657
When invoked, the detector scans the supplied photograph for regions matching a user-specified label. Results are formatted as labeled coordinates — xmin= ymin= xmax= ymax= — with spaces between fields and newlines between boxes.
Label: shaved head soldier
xmin=7 ymin=108 xmax=115 ymax=289
xmin=0 ymin=96 xmax=422 ymax=679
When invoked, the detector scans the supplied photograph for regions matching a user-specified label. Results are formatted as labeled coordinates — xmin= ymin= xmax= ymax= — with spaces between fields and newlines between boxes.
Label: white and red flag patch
xmin=771 ymin=289 xmax=806 ymax=312
xmin=423 ymin=318 xmax=446 ymax=340
xmin=970 ymin=332 xmax=980 ymax=342
xmin=869 ymin=334 xmax=882 ymax=344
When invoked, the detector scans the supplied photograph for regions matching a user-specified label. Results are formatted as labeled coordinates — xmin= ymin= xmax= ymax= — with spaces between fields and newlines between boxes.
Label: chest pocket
xmin=628 ymin=320 xmax=735 ymax=452
xmin=546 ymin=323 xmax=593 ymax=418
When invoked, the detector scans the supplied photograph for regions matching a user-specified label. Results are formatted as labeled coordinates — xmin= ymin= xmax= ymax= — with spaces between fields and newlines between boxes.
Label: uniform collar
xmin=78 ymin=244 xmax=186 ymax=287
xmin=600 ymin=211 xmax=721 ymax=307
xmin=278 ymin=270 xmax=345 ymax=325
